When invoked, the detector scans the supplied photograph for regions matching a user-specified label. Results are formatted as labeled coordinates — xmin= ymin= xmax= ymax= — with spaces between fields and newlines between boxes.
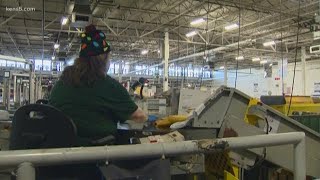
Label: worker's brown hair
xmin=60 ymin=53 xmax=109 ymax=87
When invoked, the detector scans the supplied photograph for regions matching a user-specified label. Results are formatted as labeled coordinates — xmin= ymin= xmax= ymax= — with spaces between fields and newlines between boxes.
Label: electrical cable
xmin=280 ymin=0 xmax=284 ymax=95
xmin=287 ymin=0 xmax=301 ymax=116
xmin=140 ymin=84 xmax=144 ymax=99
xmin=234 ymin=0 xmax=241 ymax=88
xmin=177 ymin=3 xmax=180 ymax=87
xmin=247 ymin=116 xmax=269 ymax=171
xmin=199 ymin=0 xmax=210 ymax=88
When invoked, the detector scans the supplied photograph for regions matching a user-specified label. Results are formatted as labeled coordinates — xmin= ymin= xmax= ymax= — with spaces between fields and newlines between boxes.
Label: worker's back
xmin=49 ymin=75 xmax=138 ymax=143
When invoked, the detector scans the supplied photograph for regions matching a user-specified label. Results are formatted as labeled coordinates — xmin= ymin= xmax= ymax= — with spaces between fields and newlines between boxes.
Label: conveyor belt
xmin=187 ymin=86 xmax=320 ymax=177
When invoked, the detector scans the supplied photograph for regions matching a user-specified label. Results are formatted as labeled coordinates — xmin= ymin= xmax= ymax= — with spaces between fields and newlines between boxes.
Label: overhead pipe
xmin=126 ymin=39 xmax=254 ymax=74
xmin=0 ymin=132 xmax=305 ymax=180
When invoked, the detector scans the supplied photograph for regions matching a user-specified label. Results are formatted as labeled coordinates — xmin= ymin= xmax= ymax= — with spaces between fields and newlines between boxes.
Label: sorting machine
xmin=124 ymin=86 xmax=320 ymax=178
xmin=0 ymin=86 xmax=317 ymax=179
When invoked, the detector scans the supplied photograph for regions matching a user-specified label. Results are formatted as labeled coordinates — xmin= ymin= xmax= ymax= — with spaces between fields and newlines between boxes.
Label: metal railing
xmin=0 ymin=132 xmax=306 ymax=180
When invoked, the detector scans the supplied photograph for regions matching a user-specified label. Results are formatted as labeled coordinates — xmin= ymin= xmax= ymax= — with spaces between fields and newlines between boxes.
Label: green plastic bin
xmin=290 ymin=115 xmax=320 ymax=133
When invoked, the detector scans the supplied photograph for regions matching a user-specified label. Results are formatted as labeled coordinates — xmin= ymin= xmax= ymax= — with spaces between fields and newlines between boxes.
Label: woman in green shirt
xmin=49 ymin=24 xmax=147 ymax=146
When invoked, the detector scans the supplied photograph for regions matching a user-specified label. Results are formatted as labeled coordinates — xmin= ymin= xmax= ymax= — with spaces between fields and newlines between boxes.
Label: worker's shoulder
xmin=100 ymin=75 xmax=124 ymax=89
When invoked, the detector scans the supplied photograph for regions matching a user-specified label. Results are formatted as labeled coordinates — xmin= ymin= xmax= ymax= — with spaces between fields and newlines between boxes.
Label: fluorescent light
xmin=54 ymin=43 xmax=60 ymax=49
xmin=252 ymin=57 xmax=261 ymax=62
xmin=186 ymin=31 xmax=197 ymax=37
xmin=141 ymin=50 xmax=148 ymax=55
xmin=219 ymin=66 xmax=224 ymax=70
xmin=263 ymin=41 xmax=275 ymax=46
xmin=235 ymin=56 xmax=244 ymax=60
xmin=61 ymin=17 xmax=68 ymax=25
xmin=225 ymin=23 xmax=239 ymax=30
xmin=190 ymin=18 xmax=205 ymax=25
xmin=0 ymin=55 xmax=26 ymax=62
xmin=260 ymin=60 xmax=268 ymax=64
xmin=51 ymin=56 xmax=55 ymax=60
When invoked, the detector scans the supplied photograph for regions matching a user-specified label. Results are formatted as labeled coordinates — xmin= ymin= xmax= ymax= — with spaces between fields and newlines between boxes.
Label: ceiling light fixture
xmin=269 ymin=63 xmax=273 ymax=67
xmin=61 ymin=17 xmax=68 ymax=25
xmin=186 ymin=31 xmax=197 ymax=37
xmin=54 ymin=43 xmax=60 ymax=49
xmin=219 ymin=66 xmax=224 ymax=70
xmin=51 ymin=56 xmax=55 ymax=60
xmin=225 ymin=23 xmax=239 ymax=30
xmin=141 ymin=50 xmax=148 ymax=55
xmin=252 ymin=57 xmax=261 ymax=61
xmin=190 ymin=18 xmax=205 ymax=25
xmin=263 ymin=41 xmax=276 ymax=46
xmin=235 ymin=56 xmax=244 ymax=60
xmin=260 ymin=60 xmax=268 ymax=64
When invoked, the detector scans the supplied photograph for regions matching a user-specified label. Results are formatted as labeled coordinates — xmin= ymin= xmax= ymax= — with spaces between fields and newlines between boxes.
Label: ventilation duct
xmin=71 ymin=0 xmax=92 ymax=28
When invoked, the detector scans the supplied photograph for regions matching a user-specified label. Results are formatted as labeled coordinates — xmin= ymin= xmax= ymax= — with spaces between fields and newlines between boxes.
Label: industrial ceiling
xmin=0 ymin=0 xmax=317 ymax=69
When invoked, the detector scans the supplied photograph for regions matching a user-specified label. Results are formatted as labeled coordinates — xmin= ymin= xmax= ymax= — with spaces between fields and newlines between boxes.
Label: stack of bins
xmin=290 ymin=115 xmax=320 ymax=133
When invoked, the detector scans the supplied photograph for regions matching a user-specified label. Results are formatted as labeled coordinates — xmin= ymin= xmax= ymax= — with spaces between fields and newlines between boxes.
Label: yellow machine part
xmin=271 ymin=104 xmax=320 ymax=116
xmin=155 ymin=115 xmax=188 ymax=128
xmin=205 ymin=152 xmax=237 ymax=179
xmin=244 ymin=98 xmax=260 ymax=125
xmin=245 ymin=96 xmax=320 ymax=118
xmin=134 ymin=86 xmax=141 ymax=95
xmin=284 ymin=96 xmax=316 ymax=104
xmin=231 ymin=165 xmax=239 ymax=179
xmin=224 ymin=170 xmax=239 ymax=180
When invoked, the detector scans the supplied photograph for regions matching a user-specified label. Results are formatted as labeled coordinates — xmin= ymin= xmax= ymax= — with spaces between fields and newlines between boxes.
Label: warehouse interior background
xmin=0 ymin=0 xmax=319 ymax=98
xmin=0 ymin=0 xmax=319 ymax=179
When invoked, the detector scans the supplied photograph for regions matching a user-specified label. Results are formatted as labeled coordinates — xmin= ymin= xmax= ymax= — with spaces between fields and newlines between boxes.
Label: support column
xmin=16 ymin=80 xmax=21 ymax=106
xmin=6 ymin=78 xmax=11 ymax=110
xmin=119 ymin=62 xmax=123 ymax=82
xmin=34 ymin=77 xmax=38 ymax=101
xmin=22 ymin=83 xmax=28 ymax=103
xmin=13 ymin=75 xmax=17 ymax=103
xmin=16 ymin=162 xmax=35 ymax=180
xmin=224 ymin=61 xmax=228 ymax=86
xmin=301 ymin=47 xmax=307 ymax=95
xmin=163 ymin=30 xmax=169 ymax=92
xmin=37 ymin=78 xmax=42 ymax=100
xmin=29 ymin=65 xmax=35 ymax=104
xmin=3 ymin=79 xmax=7 ymax=108
xmin=294 ymin=137 xmax=306 ymax=180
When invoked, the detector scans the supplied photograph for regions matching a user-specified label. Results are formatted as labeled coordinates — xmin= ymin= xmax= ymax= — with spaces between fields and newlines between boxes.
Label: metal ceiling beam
xmin=197 ymin=33 xmax=209 ymax=44
xmin=0 ymin=14 xmax=206 ymax=33
xmin=23 ymin=16 xmax=35 ymax=60
xmin=118 ymin=0 xmax=172 ymax=35
xmin=97 ymin=3 xmax=216 ymax=20
xmin=0 ymin=13 xmax=19 ymax=27
xmin=205 ymin=1 xmax=316 ymax=39
xmin=0 ymin=37 xmax=14 ymax=56
xmin=99 ymin=18 xmax=117 ymax=36
xmin=44 ymin=15 xmax=60 ymax=29
xmin=6 ymin=28 xmax=24 ymax=58
xmin=140 ymin=0 xmax=207 ymax=38
xmin=205 ymin=0 xmax=301 ymax=15
xmin=0 ymin=25 xmax=210 ymax=45
xmin=139 ymin=0 xmax=193 ymax=29
xmin=170 ymin=5 xmax=223 ymax=33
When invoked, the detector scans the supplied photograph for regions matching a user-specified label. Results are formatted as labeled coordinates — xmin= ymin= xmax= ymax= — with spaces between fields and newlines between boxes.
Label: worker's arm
xmin=101 ymin=76 xmax=146 ymax=123
xmin=131 ymin=107 xmax=147 ymax=123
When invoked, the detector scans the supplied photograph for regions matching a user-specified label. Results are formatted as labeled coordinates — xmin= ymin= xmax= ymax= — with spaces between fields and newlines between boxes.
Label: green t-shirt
xmin=49 ymin=75 xmax=138 ymax=140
